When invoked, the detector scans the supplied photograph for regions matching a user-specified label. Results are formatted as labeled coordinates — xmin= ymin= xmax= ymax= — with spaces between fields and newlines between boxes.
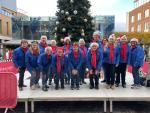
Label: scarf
xmin=40 ymin=42 xmax=48 ymax=48
xmin=65 ymin=44 xmax=70 ymax=54
xmin=73 ymin=51 xmax=78 ymax=60
xmin=56 ymin=55 xmax=62 ymax=74
xmin=46 ymin=55 xmax=50 ymax=59
xmin=32 ymin=49 xmax=39 ymax=55
xmin=91 ymin=50 xmax=96 ymax=69
xmin=51 ymin=46 xmax=57 ymax=54
xmin=22 ymin=48 xmax=28 ymax=53
xmin=80 ymin=45 xmax=86 ymax=58
xmin=120 ymin=44 xmax=127 ymax=61
xmin=108 ymin=44 xmax=114 ymax=62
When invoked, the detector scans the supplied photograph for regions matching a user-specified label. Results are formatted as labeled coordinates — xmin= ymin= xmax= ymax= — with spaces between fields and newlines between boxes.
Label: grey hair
xmin=45 ymin=46 xmax=52 ymax=53
xmin=79 ymin=39 xmax=85 ymax=46
xmin=41 ymin=35 xmax=47 ymax=40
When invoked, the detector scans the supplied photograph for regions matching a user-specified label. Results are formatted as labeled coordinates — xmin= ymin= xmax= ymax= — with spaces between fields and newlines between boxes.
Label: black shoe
xmin=122 ymin=84 xmax=126 ymax=88
xmin=19 ymin=87 xmax=23 ymax=91
xmin=23 ymin=85 xmax=27 ymax=87
xmin=80 ymin=82 xmax=82 ymax=85
xmin=45 ymin=85 xmax=49 ymax=88
xmin=76 ymin=87 xmax=80 ymax=90
xmin=82 ymin=81 xmax=87 ymax=84
xmin=55 ymin=86 xmax=59 ymax=90
xmin=42 ymin=87 xmax=48 ymax=91
xmin=61 ymin=85 xmax=65 ymax=89
xmin=71 ymin=86 xmax=74 ymax=90
xmin=101 ymin=80 xmax=106 ymax=83
xmin=115 ymin=84 xmax=119 ymax=87
xmin=49 ymin=81 xmax=52 ymax=85
xmin=90 ymin=85 xmax=94 ymax=89
xmin=95 ymin=86 xmax=99 ymax=89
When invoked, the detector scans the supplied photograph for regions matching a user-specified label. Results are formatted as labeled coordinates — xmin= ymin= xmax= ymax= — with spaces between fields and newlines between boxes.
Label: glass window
xmin=131 ymin=26 xmax=134 ymax=32
xmin=145 ymin=9 xmax=149 ymax=18
xmin=131 ymin=16 xmax=134 ymax=23
xmin=137 ymin=24 xmax=141 ymax=32
xmin=138 ymin=13 xmax=141 ymax=21
xmin=144 ymin=22 xmax=149 ymax=32
xmin=0 ymin=19 xmax=2 ymax=34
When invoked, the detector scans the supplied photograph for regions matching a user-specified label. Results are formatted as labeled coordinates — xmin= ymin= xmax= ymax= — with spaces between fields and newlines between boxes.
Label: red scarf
xmin=73 ymin=51 xmax=78 ymax=60
xmin=40 ymin=42 xmax=48 ymax=48
xmin=80 ymin=45 xmax=86 ymax=58
xmin=131 ymin=45 xmax=136 ymax=49
xmin=91 ymin=50 xmax=96 ymax=69
xmin=51 ymin=46 xmax=57 ymax=54
xmin=32 ymin=50 xmax=39 ymax=55
xmin=108 ymin=44 xmax=114 ymax=62
xmin=46 ymin=55 xmax=50 ymax=59
xmin=120 ymin=44 xmax=127 ymax=61
xmin=22 ymin=48 xmax=28 ymax=53
xmin=65 ymin=44 xmax=70 ymax=54
xmin=56 ymin=55 xmax=62 ymax=74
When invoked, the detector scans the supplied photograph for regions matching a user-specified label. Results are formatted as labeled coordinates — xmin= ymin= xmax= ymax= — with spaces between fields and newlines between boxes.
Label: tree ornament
xmin=55 ymin=27 xmax=57 ymax=31
xmin=62 ymin=28 xmax=66 ymax=32
xmin=65 ymin=11 xmax=69 ymax=15
xmin=61 ymin=10 xmax=64 ymax=14
xmin=84 ymin=18 xmax=88 ymax=22
xmin=67 ymin=17 xmax=71 ymax=21
xmin=81 ymin=29 xmax=84 ymax=33
xmin=81 ymin=33 xmax=85 ymax=36
xmin=56 ymin=21 xmax=59 ymax=25
xmin=70 ymin=0 xmax=74 ymax=3
xmin=73 ymin=10 xmax=78 ymax=15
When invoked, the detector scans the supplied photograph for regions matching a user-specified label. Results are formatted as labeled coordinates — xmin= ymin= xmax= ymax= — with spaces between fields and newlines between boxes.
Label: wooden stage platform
xmin=17 ymin=72 xmax=150 ymax=113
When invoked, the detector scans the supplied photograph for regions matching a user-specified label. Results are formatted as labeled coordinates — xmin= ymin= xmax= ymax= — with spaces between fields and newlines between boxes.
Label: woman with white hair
xmin=63 ymin=37 xmax=72 ymax=85
xmin=25 ymin=41 xmax=40 ymax=90
xmin=38 ymin=46 xmax=53 ymax=91
xmin=115 ymin=35 xmax=131 ymax=88
xmin=130 ymin=38 xmax=144 ymax=89
xmin=87 ymin=42 xmax=103 ymax=89
xmin=51 ymin=40 xmax=57 ymax=54
xmin=104 ymin=34 xmax=120 ymax=90
xmin=38 ymin=35 xmax=48 ymax=54
xmin=92 ymin=31 xmax=102 ymax=47
xmin=79 ymin=39 xmax=88 ymax=84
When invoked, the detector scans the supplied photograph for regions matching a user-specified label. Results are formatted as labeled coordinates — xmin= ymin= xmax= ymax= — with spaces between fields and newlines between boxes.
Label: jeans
xmin=102 ymin=63 xmax=107 ymax=81
xmin=132 ymin=66 xmax=140 ymax=85
xmin=115 ymin=63 xmax=127 ymax=85
xmin=106 ymin=64 xmax=115 ymax=85
xmin=42 ymin=69 xmax=50 ymax=86
xmin=71 ymin=72 xmax=79 ymax=88
xmin=79 ymin=64 xmax=86 ymax=82
xmin=89 ymin=69 xmax=99 ymax=87
xmin=54 ymin=72 xmax=65 ymax=87
xmin=30 ymin=69 xmax=40 ymax=86
xmin=18 ymin=67 xmax=26 ymax=88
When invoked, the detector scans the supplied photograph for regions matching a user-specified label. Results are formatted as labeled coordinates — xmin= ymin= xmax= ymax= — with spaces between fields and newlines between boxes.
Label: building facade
xmin=128 ymin=0 xmax=150 ymax=32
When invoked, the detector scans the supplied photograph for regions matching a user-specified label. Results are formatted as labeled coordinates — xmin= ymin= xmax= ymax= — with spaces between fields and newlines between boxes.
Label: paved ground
xmin=0 ymin=101 xmax=150 ymax=113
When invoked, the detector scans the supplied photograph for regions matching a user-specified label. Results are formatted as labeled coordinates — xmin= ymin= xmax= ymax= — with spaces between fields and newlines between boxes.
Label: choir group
xmin=12 ymin=31 xmax=144 ymax=91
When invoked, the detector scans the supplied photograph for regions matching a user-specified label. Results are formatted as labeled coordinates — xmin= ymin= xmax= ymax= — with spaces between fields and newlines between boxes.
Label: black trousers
xmin=106 ymin=64 xmax=115 ymax=85
xmin=89 ymin=69 xmax=99 ymax=87
xmin=115 ymin=63 xmax=127 ymax=85
xmin=18 ymin=67 xmax=26 ymax=88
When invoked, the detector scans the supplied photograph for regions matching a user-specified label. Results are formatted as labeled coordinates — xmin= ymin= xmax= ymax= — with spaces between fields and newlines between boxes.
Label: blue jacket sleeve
xmin=134 ymin=47 xmax=144 ymax=67
xmin=25 ymin=52 xmax=33 ymax=73
xmin=37 ymin=54 xmax=43 ymax=71
xmin=12 ymin=50 xmax=19 ymax=68
xmin=68 ymin=53 xmax=74 ymax=70
xmin=77 ymin=52 xmax=82 ymax=70
xmin=115 ymin=46 xmax=120 ymax=65
xmin=127 ymin=46 xmax=131 ymax=65
xmin=87 ymin=50 xmax=92 ymax=70
xmin=97 ymin=49 xmax=103 ymax=71
xmin=52 ymin=55 xmax=56 ymax=74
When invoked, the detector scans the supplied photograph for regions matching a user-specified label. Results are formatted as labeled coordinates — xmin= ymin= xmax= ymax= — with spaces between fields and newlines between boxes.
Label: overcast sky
xmin=17 ymin=0 xmax=134 ymax=31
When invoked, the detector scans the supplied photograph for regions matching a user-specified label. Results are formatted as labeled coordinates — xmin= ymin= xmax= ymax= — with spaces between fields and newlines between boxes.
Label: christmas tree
xmin=55 ymin=0 xmax=94 ymax=42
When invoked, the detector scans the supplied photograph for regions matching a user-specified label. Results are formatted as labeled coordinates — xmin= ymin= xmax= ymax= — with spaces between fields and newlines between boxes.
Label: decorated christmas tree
xmin=55 ymin=0 xmax=94 ymax=42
